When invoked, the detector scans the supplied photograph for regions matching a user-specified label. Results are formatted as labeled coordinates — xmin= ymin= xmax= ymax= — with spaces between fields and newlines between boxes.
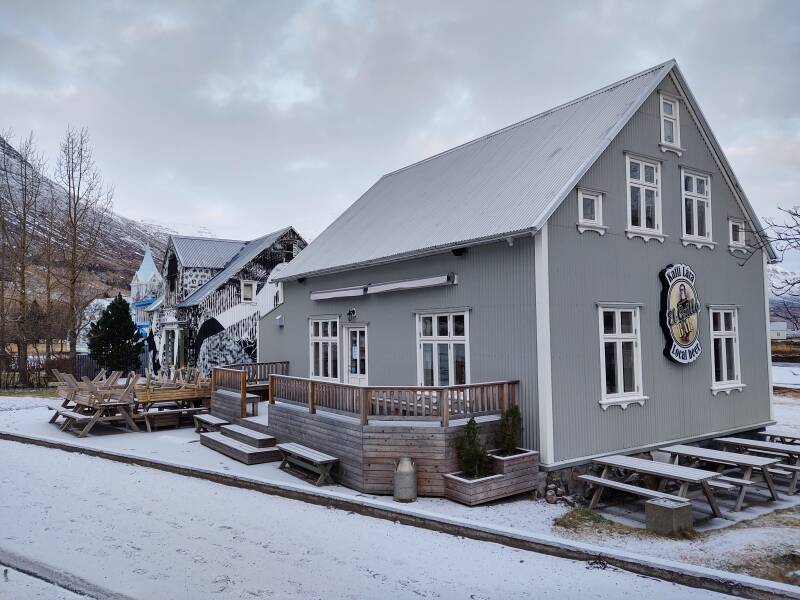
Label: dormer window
xmin=660 ymin=94 xmax=680 ymax=149
xmin=241 ymin=281 xmax=257 ymax=302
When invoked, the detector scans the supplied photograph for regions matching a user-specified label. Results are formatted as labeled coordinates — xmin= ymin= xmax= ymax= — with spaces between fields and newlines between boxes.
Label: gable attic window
xmin=729 ymin=219 xmax=748 ymax=254
xmin=625 ymin=155 xmax=665 ymax=243
xmin=241 ymin=281 xmax=257 ymax=303
xmin=659 ymin=94 xmax=682 ymax=155
xmin=681 ymin=169 xmax=714 ymax=250
xmin=576 ymin=189 xmax=607 ymax=235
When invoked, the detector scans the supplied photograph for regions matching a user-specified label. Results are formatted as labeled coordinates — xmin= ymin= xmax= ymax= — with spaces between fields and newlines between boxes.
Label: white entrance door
xmin=345 ymin=326 xmax=368 ymax=386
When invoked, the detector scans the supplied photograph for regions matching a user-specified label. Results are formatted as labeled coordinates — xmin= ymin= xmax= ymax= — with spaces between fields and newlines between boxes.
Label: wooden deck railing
xmin=212 ymin=367 xmax=248 ymax=417
xmin=226 ymin=361 xmax=289 ymax=383
xmin=269 ymin=375 xmax=518 ymax=426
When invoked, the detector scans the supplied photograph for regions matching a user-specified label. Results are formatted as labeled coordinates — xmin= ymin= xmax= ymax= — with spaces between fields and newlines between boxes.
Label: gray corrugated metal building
xmin=260 ymin=60 xmax=776 ymax=468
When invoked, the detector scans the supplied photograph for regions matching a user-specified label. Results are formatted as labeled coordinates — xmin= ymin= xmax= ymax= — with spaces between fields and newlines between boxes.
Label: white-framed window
xmin=729 ymin=219 xmax=747 ymax=251
xmin=309 ymin=318 xmax=339 ymax=381
xmin=576 ymin=189 xmax=606 ymax=235
xmin=241 ymin=280 xmax=257 ymax=303
xmin=597 ymin=305 xmax=645 ymax=409
xmin=660 ymin=94 xmax=680 ymax=148
xmin=681 ymin=169 xmax=713 ymax=248
xmin=625 ymin=155 xmax=664 ymax=242
xmin=416 ymin=311 xmax=469 ymax=387
xmin=709 ymin=307 xmax=743 ymax=394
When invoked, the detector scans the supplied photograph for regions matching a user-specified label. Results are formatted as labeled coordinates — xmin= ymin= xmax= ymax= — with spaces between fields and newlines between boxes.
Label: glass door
xmin=345 ymin=326 xmax=368 ymax=386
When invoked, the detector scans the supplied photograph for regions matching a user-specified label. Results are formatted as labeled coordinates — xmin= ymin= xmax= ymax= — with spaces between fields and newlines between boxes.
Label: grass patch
xmin=554 ymin=507 xmax=634 ymax=536
xmin=0 ymin=388 xmax=56 ymax=398
xmin=722 ymin=549 xmax=800 ymax=585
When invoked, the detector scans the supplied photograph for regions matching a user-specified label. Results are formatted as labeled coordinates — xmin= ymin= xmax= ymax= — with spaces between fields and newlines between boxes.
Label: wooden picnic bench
xmin=661 ymin=444 xmax=781 ymax=510
xmin=586 ymin=454 xmax=726 ymax=518
xmin=716 ymin=437 xmax=800 ymax=495
xmin=277 ymin=442 xmax=339 ymax=486
xmin=56 ymin=400 xmax=140 ymax=437
xmin=137 ymin=406 xmax=208 ymax=432
xmin=758 ymin=431 xmax=800 ymax=446
xmin=193 ymin=414 xmax=229 ymax=432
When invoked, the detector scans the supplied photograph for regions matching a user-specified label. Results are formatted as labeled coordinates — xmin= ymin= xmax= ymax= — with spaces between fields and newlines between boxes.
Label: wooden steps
xmin=221 ymin=424 xmax=276 ymax=448
xmin=200 ymin=432 xmax=281 ymax=465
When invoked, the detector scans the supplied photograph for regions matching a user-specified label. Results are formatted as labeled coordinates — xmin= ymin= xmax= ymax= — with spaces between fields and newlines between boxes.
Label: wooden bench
xmin=139 ymin=407 xmax=207 ymax=432
xmin=578 ymin=474 xmax=688 ymax=508
xmin=277 ymin=442 xmax=339 ymax=486
xmin=194 ymin=414 xmax=229 ymax=432
xmin=55 ymin=410 xmax=93 ymax=431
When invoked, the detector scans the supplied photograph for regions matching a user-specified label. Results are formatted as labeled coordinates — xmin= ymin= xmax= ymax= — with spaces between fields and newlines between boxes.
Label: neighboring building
xmin=150 ymin=228 xmax=306 ymax=374
xmin=260 ymin=60 xmax=776 ymax=470
xmin=770 ymin=321 xmax=788 ymax=340
xmin=130 ymin=246 xmax=163 ymax=336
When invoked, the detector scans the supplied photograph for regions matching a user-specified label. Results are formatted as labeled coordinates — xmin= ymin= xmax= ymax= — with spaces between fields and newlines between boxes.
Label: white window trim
xmin=309 ymin=317 xmax=340 ymax=382
xmin=241 ymin=280 xmax=257 ymax=303
xmin=625 ymin=154 xmax=666 ymax=243
xmin=597 ymin=304 xmax=647 ymax=410
xmin=728 ymin=219 xmax=748 ymax=254
xmin=659 ymin=93 xmax=683 ymax=155
xmin=415 ymin=311 xmax=470 ymax=387
xmin=709 ymin=306 xmax=744 ymax=395
xmin=576 ymin=189 xmax=607 ymax=235
xmin=680 ymin=168 xmax=715 ymax=250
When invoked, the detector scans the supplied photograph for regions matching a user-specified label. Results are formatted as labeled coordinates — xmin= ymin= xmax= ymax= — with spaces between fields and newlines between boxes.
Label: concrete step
xmin=200 ymin=432 xmax=281 ymax=465
xmin=220 ymin=424 xmax=276 ymax=448
xmin=239 ymin=415 xmax=271 ymax=436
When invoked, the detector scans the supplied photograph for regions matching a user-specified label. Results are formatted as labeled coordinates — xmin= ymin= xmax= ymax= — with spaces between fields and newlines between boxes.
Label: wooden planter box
xmin=444 ymin=449 xmax=539 ymax=506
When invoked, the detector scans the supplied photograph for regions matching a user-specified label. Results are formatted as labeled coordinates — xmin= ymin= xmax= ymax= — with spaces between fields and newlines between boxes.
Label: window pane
xmin=582 ymin=195 xmax=596 ymax=222
xmin=453 ymin=314 xmax=465 ymax=337
xmin=421 ymin=316 xmax=433 ymax=337
xmin=331 ymin=321 xmax=337 ymax=337
xmin=724 ymin=312 xmax=733 ymax=332
xmin=712 ymin=311 xmax=721 ymax=332
xmin=437 ymin=316 xmax=449 ymax=337
xmin=732 ymin=223 xmax=742 ymax=243
xmin=313 ymin=321 xmax=320 ymax=337
xmin=437 ymin=343 xmax=450 ymax=386
xmin=422 ymin=344 xmax=433 ymax=386
xmin=604 ymin=342 xmax=618 ymax=395
xmin=620 ymin=311 xmax=633 ymax=334
xmin=664 ymin=119 xmax=674 ymax=144
xmin=685 ymin=198 xmax=694 ymax=236
xmin=313 ymin=342 xmax=320 ymax=376
xmin=350 ymin=331 xmax=357 ymax=374
xmin=697 ymin=178 xmax=706 ymax=196
xmin=629 ymin=160 xmax=640 ymax=181
xmin=645 ymin=189 xmax=656 ymax=230
xmin=684 ymin=175 xmax=693 ymax=192
xmin=453 ymin=344 xmax=466 ymax=385
xmin=603 ymin=311 xmax=616 ymax=334
xmin=622 ymin=341 xmax=635 ymax=393
xmin=725 ymin=338 xmax=736 ymax=381
xmin=697 ymin=200 xmax=707 ymax=237
xmin=663 ymin=100 xmax=673 ymax=116
xmin=644 ymin=164 xmax=655 ymax=184
xmin=322 ymin=342 xmax=329 ymax=378
xmin=322 ymin=322 xmax=329 ymax=337
xmin=713 ymin=338 xmax=723 ymax=382
xmin=358 ymin=332 xmax=365 ymax=375
xmin=331 ymin=342 xmax=338 ymax=378
xmin=630 ymin=186 xmax=641 ymax=227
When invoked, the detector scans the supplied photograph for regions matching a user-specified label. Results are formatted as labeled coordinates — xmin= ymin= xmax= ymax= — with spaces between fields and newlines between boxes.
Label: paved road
xmin=0 ymin=440 xmax=732 ymax=600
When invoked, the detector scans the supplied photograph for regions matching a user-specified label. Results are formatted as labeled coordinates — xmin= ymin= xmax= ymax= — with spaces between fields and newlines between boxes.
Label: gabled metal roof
xmin=171 ymin=235 xmax=246 ymax=269
xmin=278 ymin=59 xmax=774 ymax=281
xmin=177 ymin=227 xmax=292 ymax=308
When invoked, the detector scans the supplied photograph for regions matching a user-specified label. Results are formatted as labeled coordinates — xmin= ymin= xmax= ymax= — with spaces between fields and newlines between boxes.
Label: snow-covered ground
xmin=0 ymin=439 xmax=732 ymax=600
xmin=774 ymin=364 xmax=800 ymax=390
xmin=0 ymin=567 xmax=83 ymax=599
xmin=1 ymin=394 xmax=799 ymax=592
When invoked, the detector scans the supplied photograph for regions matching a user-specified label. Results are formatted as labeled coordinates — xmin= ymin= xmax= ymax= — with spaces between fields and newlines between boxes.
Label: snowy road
xmin=0 ymin=440 xmax=733 ymax=600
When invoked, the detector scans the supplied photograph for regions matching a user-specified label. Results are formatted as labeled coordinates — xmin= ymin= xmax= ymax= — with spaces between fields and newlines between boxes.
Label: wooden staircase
xmin=199 ymin=421 xmax=281 ymax=465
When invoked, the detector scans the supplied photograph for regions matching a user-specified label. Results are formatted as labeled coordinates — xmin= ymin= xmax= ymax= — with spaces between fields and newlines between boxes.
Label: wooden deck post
xmin=440 ymin=388 xmax=449 ymax=427
xmin=359 ymin=387 xmax=369 ymax=426
xmin=210 ymin=368 xmax=217 ymax=393
xmin=308 ymin=380 xmax=317 ymax=415
xmin=240 ymin=370 xmax=247 ymax=417
xmin=268 ymin=375 xmax=275 ymax=404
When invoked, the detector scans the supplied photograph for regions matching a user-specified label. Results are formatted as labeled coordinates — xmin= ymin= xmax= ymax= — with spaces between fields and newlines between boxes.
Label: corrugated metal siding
xmin=279 ymin=63 xmax=672 ymax=280
xmin=172 ymin=236 xmax=245 ymax=269
xmin=547 ymin=80 xmax=771 ymax=463
xmin=260 ymin=238 xmax=541 ymax=450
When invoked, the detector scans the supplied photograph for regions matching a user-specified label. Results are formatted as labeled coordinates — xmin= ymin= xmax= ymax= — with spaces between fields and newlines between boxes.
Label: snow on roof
xmin=177 ymin=227 xmax=292 ymax=308
xmin=771 ymin=321 xmax=788 ymax=332
xmin=171 ymin=235 xmax=247 ymax=269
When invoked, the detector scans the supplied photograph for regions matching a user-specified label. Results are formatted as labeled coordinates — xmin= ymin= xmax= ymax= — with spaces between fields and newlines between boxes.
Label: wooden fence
xmin=269 ymin=375 xmax=518 ymax=426
xmin=211 ymin=366 xmax=249 ymax=418
xmin=225 ymin=361 xmax=289 ymax=383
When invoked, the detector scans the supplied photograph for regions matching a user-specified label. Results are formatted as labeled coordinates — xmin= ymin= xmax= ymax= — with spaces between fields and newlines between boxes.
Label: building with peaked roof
xmin=260 ymin=60 xmax=776 ymax=469
xmin=150 ymin=228 xmax=306 ymax=374
xmin=130 ymin=246 xmax=163 ymax=336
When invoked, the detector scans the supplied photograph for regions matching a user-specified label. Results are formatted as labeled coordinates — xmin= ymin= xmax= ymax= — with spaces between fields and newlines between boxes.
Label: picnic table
xmin=758 ymin=430 xmax=800 ymax=445
xmin=57 ymin=399 xmax=140 ymax=437
xmin=716 ymin=437 xmax=800 ymax=494
xmin=588 ymin=454 xmax=725 ymax=518
xmin=661 ymin=444 xmax=781 ymax=510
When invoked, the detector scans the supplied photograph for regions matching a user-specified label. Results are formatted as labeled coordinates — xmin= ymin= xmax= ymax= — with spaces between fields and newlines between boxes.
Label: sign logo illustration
xmin=659 ymin=263 xmax=701 ymax=364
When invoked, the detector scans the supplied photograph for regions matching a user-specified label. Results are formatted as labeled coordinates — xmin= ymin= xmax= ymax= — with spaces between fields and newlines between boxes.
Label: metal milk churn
xmin=393 ymin=456 xmax=417 ymax=502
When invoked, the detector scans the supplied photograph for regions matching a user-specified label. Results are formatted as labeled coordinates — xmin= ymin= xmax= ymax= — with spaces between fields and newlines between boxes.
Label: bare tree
xmin=0 ymin=131 xmax=46 ymax=385
xmin=41 ymin=182 xmax=61 ymax=357
xmin=54 ymin=127 xmax=113 ymax=372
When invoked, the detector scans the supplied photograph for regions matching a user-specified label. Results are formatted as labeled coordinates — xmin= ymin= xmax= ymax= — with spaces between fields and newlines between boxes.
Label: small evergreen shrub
xmin=456 ymin=417 xmax=490 ymax=478
xmin=88 ymin=294 xmax=144 ymax=371
xmin=497 ymin=404 xmax=523 ymax=456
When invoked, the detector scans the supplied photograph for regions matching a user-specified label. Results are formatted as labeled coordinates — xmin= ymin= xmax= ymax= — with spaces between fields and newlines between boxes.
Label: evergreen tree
xmin=88 ymin=294 xmax=143 ymax=371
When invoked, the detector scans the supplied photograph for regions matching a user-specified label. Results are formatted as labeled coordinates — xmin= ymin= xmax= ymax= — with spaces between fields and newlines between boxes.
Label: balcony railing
xmin=226 ymin=361 xmax=290 ymax=383
xmin=269 ymin=375 xmax=518 ymax=426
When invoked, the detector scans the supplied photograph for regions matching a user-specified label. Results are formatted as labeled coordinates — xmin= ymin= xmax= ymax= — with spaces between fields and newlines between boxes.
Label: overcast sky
xmin=1 ymin=1 xmax=799 ymax=249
